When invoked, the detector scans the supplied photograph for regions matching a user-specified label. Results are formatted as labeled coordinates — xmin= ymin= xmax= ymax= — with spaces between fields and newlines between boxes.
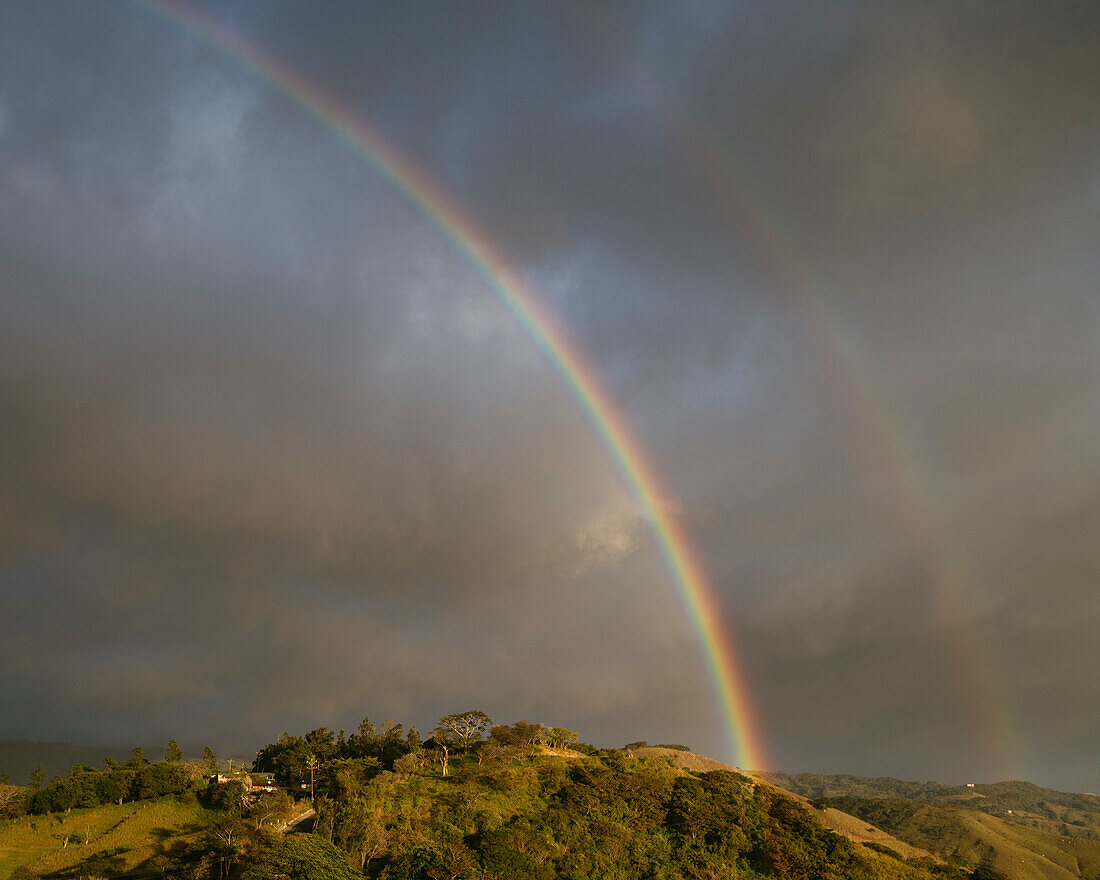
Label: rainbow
xmin=670 ymin=94 xmax=1019 ymax=782
xmin=574 ymin=7 xmax=1020 ymax=778
xmin=130 ymin=0 xmax=768 ymax=772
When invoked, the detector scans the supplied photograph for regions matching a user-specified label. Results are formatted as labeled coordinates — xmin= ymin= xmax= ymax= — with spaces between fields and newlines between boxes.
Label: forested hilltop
xmin=3 ymin=713 xmax=1093 ymax=880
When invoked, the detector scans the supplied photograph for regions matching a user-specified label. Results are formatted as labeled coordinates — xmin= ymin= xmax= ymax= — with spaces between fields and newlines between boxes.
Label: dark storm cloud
xmin=2 ymin=0 xmax=1099 ymax=788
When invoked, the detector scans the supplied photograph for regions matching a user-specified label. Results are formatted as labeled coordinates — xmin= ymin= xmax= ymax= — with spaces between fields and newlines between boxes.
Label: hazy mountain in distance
xmin=0 ymin=740 xmax=134 ymax=785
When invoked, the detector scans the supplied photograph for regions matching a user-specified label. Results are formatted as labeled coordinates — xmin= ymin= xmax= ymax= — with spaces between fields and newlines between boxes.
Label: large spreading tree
xmin=433 ymin=710 xmax=492 ymax=750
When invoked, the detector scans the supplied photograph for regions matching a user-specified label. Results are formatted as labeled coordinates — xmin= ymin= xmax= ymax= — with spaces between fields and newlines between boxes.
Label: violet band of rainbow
xmin=131 ymin=0 xmax=768 ymax=772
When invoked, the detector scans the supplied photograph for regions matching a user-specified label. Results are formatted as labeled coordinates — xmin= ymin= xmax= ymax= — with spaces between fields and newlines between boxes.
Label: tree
xmin=431 ymin=839 xmax=479 ymax=880
xmin=128 ymin=747 xmax=147 ymax=770
xmin=489 ymin=725 xmax=521 ymax=746
xmin=209 ymin=814 xmax=248 ymax=880
xmin=202 ymin=746 xmax=218 ymax=775
xmin=511 ymin=720 xmax=545 ymax=746
xmin=30 ymin=765 xmax=44 ymax=792
xmin=306 ymin=753 xmax=319 ymax=801
xmin=254 ymin=734 xmax=311 ymax=789
xmin=242 ymin=835 xmax=362 ymax=880
xmin=250 ymin=789 xmax=294 ymax=830
xmin=547 ymin=727 xmax=579 ymax=749
xmin=209 ymin=780 xmax=247 ymax=815
xmin=393 ymin=751 xmax=424 ymax=777
xmin=165 ymin=739 xmax=183 ymax=764
xmin=474 ymin=740 xmax=510 ymax=769
xmin=98 ymin=770 xmax=131 ymax=805
xmin=434 ymin=710 xmax=492 ymax=751
xmin=303 ymin=728 xmax=338 ymax=764
xmin=355 ymin=821 xmax=389 ymax=871
xmin=357 ymin=716 xmax=376 ymax=740
xmin=0 ymin=784 xmax=28 ymax=819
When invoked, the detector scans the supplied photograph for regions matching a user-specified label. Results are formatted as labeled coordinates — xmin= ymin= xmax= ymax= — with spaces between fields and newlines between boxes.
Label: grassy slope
xmin=818 ymin=798 xmax=1100 ymax=880
xmin=632 ymin=746 xmax=742 ymax=774
xmin=0 ymin=797 xmax=215 ymax=879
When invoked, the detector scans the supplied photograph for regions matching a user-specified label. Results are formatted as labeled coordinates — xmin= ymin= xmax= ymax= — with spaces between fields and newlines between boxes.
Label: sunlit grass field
xmin=0 ymin=797 xmax=214 ymax=879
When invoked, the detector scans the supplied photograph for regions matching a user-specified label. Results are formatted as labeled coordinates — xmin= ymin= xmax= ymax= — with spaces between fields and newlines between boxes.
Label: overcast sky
xmin=2 ymin=0 xmax=1099 ymax=792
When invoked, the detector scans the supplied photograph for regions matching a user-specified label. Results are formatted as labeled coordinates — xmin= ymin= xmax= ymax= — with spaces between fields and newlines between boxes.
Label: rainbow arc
xmin=131 ymin=0 xmax=767 ymax=772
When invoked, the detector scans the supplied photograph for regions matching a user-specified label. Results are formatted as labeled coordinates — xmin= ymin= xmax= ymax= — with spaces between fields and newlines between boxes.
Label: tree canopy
xmin=432 ymin=710 xmax=492 ymax=750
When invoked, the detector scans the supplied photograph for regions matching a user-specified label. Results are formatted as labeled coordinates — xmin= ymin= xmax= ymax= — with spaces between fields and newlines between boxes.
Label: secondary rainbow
xmin=580 ymin=11 xmax=1019 ymax=776
xmin=667 ymin=99 xmax=1018 ymax=779
xmin=564 ymin=3 xmax=1018 ymax=777
xmin=130 ymin=0 xmax=767 ymax=772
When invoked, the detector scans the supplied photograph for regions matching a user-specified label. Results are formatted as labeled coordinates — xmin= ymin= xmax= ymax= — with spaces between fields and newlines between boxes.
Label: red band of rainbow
xmin=131 ymin=0 xmax=768 ymax=772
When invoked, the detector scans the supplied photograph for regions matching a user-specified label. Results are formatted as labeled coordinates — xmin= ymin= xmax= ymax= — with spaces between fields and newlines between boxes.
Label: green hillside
xmin=242 ymin=719 xmax=964 ymax=880
xmin=0 ymin=797 xmax=216 ymax=880
xmin=765 ymin=774 xmax=1100 ymax=839
xmin=4 ymin=723 xmax=1098 ymax=880
xmin=813 ymin=798 xmax=1100 ymax=880
xmin=0 ymin=720 xmax=965 ymax=880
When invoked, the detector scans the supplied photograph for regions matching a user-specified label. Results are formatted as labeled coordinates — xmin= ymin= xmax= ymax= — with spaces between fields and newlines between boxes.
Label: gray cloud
xmin=1 ymin=1 xmax=1099 ymax=790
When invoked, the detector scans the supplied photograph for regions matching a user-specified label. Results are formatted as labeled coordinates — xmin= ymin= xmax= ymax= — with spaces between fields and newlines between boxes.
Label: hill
xmin=0 ymin=743 xmax=128 ymax=788
xmin=766 ymin=773 xmax=1100 ymax=838
xmin=0 ymin=747 xmax=958 ymax=880
xmin=0 ymin=796 xmax=216 ymax=880
xmin=4 ymin=724 xmax=1097 ymax=880
xmin=812 ymin=798 xmax=1100 ymax=880
xmin=633 ymin=747 xmax=939 ymax=863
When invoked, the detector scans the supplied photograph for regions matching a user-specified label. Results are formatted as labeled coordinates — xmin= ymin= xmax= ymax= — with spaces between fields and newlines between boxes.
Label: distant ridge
xmin=762 ymin=771 xmax=1100 ymax=836
xmin=0 ymin=739 xmax=129 ymax=786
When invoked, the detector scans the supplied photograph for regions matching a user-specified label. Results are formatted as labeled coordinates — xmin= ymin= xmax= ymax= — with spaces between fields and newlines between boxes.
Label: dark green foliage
xmin=271 ymin=724 xmax=949 ymax=880
xmin=863 ymin=840 xmax=904 ymax=858
xmin=509 ymin=720 xmax=545 ymax=746
xmin=489 ymin=725 xmax=521 ymax=747
xmin=811 ymin=797 xmax=972 ymax=856
xmin=655 ymin=744 xmax=693 ymax=752
xmin=206 ymin=779 xmax=247 ymax=814
xmin=669 ymin=771 xmax=752 ymax=853
xmin=25 ymin=759 xmax=199 ymax=813
xmin=253 ymin=721 xmax=418 ymax=792
xmin=243 ymin=834 xmax=363 ymax=880
xmin=133 ymin=761 xmax=196 ymax=800
xmin=971 ymin=857 xmax=1009 ymax=880
xmin=254 ymin=732 xmax=316 ymax=789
